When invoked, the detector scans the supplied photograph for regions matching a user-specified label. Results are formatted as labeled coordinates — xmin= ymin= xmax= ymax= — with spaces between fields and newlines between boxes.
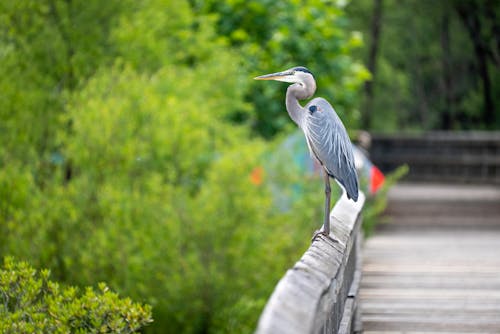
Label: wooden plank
xmin=373 ymin=154 xmax=500 ymax=165
xmin=360 ymin=183 xmax=500 ymax=332
xmin=370 ymin=132 xmax=500 ymax=183
xmin=363 ymin=319 xmax=500 ymax=332
xmin=361 ymin=287 xmax=500 ymax=299
xmin=362 ymin=300 xmax=500 ymax=313
xmin=256 ymin=193 xmax=365 ymax=334
xmin=371 ymin=131 xmax=500 ymax=141
xmin=385 ymin=183 xmax=500 ymax=201
xmin=338 ymin=298 xmax=355 ymax=334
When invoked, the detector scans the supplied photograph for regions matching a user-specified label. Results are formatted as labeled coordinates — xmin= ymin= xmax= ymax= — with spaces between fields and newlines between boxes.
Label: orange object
xmin=250 ymin=166 xmax=264 ymax=185
xmin=370 ymin=165 xmax=385 ymax=194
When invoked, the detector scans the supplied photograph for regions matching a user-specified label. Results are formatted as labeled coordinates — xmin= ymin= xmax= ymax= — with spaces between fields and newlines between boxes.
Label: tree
xmin=347 ymin=0 xmax=500 ymax=131
xmin=0 ymin=1 xmax=377 ymax=333
xmin=199 ymin=0 xmax=370 ymax=137
xmin=362 ymin=0 xmax=384 ymax=129
xmin=454 ymin=0 xmax=497 ymax=128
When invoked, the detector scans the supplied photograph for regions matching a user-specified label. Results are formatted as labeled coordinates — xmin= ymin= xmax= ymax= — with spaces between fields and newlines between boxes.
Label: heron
xmin=254 ymin=66 xmax=359 ymax=241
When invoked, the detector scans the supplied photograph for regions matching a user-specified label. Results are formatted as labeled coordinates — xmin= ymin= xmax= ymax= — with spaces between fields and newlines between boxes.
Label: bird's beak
xmin=254 ymin=71 xmax=293 ymax=81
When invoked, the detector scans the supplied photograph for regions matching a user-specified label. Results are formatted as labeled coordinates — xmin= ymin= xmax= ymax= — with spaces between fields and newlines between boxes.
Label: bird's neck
xmin=286 ymin=82 xmax=315 ymax=127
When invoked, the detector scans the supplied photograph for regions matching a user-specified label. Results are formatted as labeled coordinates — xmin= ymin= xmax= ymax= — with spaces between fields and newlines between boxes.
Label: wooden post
xmin=255 ymin=192 xmax=365 ymax=334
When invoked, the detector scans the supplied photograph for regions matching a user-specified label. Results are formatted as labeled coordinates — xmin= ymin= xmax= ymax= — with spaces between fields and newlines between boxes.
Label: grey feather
xmin=254 ymin=66 xmax=359 ymax=204
xmin=302 ymin=98 xmax=359 ymax=201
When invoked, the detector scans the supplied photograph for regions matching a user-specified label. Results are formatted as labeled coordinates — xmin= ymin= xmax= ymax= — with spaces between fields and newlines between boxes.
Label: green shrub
xmin=0 ymin=1 xmax=377 ymax=333
xmin=0 ymin=257 xmax=152 ymax=334
xmin=199 ymin=0 xmax=370 ymax=137
xmin=362 ymin=164 xmax=409 ymax=236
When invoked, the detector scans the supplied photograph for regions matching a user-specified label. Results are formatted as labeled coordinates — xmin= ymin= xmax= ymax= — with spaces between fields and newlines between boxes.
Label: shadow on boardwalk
xmin=361 ymin=183 xmax=500 ymax=333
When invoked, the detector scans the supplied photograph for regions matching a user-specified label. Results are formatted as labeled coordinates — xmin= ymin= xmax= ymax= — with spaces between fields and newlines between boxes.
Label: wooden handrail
xmin=255 ymin=192 xmax=365 ymax=334
xmin=370 ymin=131 xmax=500 ymax=184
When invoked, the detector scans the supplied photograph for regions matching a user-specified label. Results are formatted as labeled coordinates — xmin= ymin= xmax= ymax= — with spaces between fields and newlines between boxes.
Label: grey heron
xmin=255 ymin=66 xmax=359 ymax=241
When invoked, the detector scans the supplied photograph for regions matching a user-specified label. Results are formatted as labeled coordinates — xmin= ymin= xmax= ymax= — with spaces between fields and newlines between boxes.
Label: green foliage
xmin=0 ymin=1 xmax=394 ymax=333
xmin=347 ymin=0 xmax=500 ymax=131
xmin=362 ymin=164 xmax=409 ymax=236
xmin=0 ymin=257 xmax=152 ymax=334
xmin=198 ymin=0 xmax=370 ymax=137
xmin=0 ymin=0 xmax=124 ymax=168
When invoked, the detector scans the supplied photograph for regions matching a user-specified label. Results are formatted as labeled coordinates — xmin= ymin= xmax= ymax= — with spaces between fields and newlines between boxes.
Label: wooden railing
xmin=255 ymin=193 xmax=365 ymax=334
xmin=370 ymin=131 xmax=500 ymax=184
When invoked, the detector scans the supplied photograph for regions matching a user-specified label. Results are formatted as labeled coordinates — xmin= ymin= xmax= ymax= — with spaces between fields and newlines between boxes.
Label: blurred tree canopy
xmin=197 ymin=0 xmax=370 ymax=137
xmin=3 ymin=0 xmax=495 ymax=332
xmin=0 ymin=0 xmax=366 ymax=333
xmin=347 ymin=0 xmax=500 ymax=131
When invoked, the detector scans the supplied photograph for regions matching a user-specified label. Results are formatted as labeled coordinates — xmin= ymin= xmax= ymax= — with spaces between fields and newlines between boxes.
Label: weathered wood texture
xmin=361 ymin=183 xmax=500 ymax=333
xmin=256 ymin=193 xmax=365 ymax=334
xmin=370 ymin=131 xmax=500 ymax=184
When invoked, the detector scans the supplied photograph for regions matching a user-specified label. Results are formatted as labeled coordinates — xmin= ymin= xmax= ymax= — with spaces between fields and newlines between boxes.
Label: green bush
xmin=0 ymin=1 xmax=382 ymax=333
xmin=0 ymin=257 xmax=152 ymax=333
xmin=0 ymin=61 xmax=319 ymax=333
xmin=199 ymin=0 xmax=370 ymax=137
xmin=362 ymin=165 xmax=409 ymax=236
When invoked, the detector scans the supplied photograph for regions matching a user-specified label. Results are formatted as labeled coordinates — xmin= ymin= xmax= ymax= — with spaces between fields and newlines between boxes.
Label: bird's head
xmin=254 ymin=66 xmax=315 ymax=87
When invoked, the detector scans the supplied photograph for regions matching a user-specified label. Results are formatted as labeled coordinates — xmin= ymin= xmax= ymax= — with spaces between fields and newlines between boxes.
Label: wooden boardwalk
xmin=360 ymin=183 xmax=500 ymax=333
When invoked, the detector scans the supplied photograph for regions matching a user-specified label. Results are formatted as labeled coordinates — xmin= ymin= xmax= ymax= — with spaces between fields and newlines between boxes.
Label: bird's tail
xmin=336 ymin=172 xmax=359 ymax=202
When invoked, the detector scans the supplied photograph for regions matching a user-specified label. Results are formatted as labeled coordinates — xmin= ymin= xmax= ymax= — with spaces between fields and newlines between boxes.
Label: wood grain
xmin=370 ymin=132 xmax=500 ymax=184
xmin=256 ymin=193 xmax=365 ymax=334
xmin=360 ymin=183 xmax=500 ymax=333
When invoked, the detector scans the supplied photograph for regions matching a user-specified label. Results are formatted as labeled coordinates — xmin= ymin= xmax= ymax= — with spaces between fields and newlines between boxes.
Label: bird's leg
xmin=322 ymin=169 xmax=331 ymax=236
xmin=312 ymin=170 xmax=338 ymax=243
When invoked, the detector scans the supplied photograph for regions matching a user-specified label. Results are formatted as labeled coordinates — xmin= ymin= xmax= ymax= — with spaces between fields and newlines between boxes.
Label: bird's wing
xmin=303 ymin=98 xmax=359 ymax=201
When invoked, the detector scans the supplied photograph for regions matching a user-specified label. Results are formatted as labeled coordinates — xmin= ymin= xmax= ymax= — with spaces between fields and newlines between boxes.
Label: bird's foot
xmin=311 ymin=229 xmax=341 ymax=244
